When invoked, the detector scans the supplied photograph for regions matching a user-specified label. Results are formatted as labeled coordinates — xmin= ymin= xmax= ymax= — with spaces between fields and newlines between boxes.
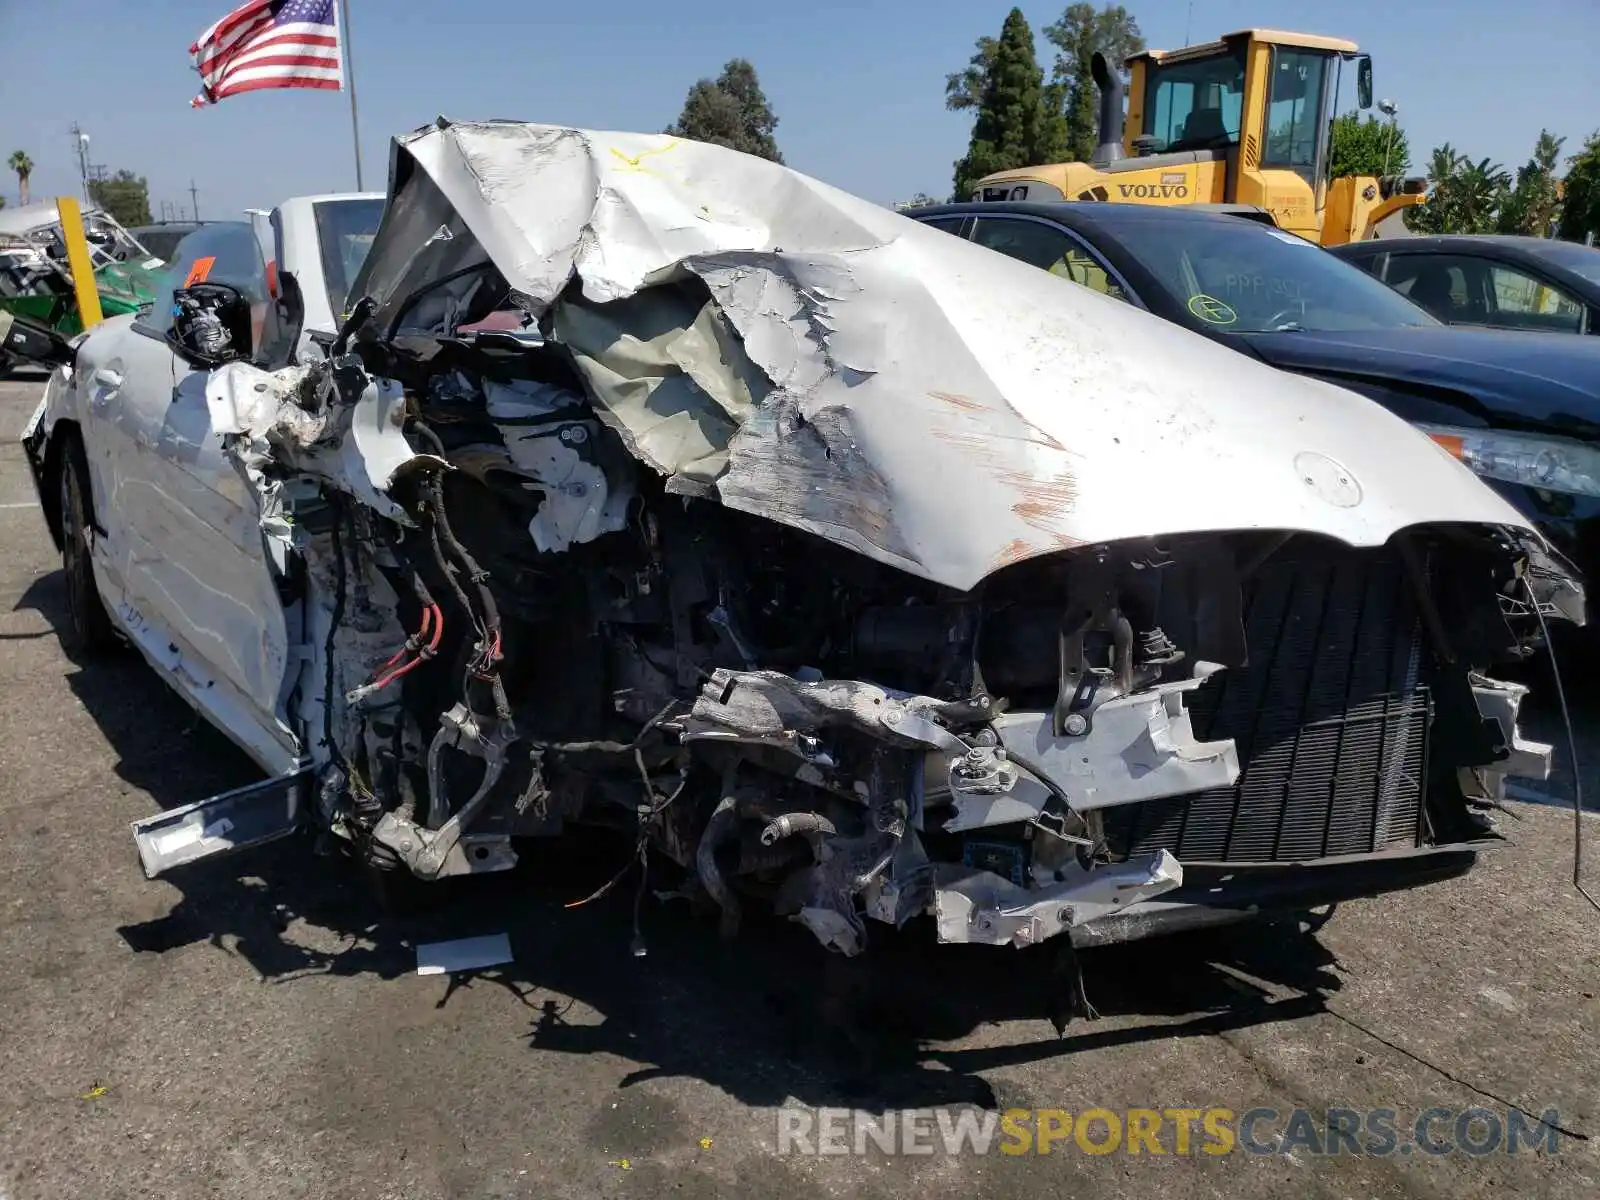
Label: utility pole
xmin=68 ymin=123 xmax=91 ymax=203
xmin=188 ymin=180 xmax=200 ymax=222
xmin=1378 ymin=99 xmax=1399 ymax=178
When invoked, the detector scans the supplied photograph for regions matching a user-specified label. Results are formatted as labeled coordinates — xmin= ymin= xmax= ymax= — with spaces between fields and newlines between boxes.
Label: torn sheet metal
xmin=992 ymin=673 xmax=1241 ymax=812
xmin=1461 ymin=675 xmax=1556 ymax=803
xmin=933 ymin=851 xmax=1183 ymax=947
xmin=131 ymin=771 xmax=309 ymax=879
xmin=351 ymin=120 xmax=1538 ymax=591
xmin=207 ymin=358 xmax=434 ymax=523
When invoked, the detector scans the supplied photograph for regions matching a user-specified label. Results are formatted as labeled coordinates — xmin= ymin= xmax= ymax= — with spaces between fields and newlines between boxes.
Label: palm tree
xmin=1407 ymin=144 xmax=1464 ymax=233
xmin=8 ymin=151 xmax=33 ymax=207
xmin=1426 ymin=144 xmax=1462 ymax=188
xmin=1456 ymin=157 xmax=1511 ymax=234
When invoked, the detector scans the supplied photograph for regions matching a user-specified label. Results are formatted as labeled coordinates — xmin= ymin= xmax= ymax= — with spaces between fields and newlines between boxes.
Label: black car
xmin=127 ymin=221 xmax=209 ymax=265
xmin=910 ymin=201 xmax=1600 ymax=585
xmin=1330 ymin=234 xmax=1600 ymax=336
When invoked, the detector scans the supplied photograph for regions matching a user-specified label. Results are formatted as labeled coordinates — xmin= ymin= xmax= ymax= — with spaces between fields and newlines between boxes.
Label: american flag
xmin=190 ymin=0 xmax=344 ymax=108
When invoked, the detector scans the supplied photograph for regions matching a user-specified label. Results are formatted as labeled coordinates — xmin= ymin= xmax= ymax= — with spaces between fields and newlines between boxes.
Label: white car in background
xmin=253 ymin=192 xmax=386 ymax=360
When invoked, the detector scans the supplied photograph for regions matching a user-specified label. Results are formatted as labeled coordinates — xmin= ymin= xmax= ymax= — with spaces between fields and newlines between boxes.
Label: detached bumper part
xmin=131 ymin=769 xmax=310 ymax=879
xmin=1461 ymin=676 xmax=1554 ymax=802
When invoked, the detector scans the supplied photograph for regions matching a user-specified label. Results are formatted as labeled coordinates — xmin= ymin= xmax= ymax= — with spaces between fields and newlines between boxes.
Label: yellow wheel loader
xmin=972 ymin=29 xmax=1425 ymax=245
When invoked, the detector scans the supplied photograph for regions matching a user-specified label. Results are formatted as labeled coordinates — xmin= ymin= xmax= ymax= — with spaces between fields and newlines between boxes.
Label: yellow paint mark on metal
xmin=1187 ymin=294 xmax=1236 ymax=325
xmin=609 ymin=140 xmax=682 ymax=175
xmin=56 ymin=196 xmax=104 ymax=330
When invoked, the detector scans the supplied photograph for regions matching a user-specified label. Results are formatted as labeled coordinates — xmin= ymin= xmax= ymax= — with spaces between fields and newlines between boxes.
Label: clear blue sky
xmin=2 ymin=0 xmax=1596 ymax=218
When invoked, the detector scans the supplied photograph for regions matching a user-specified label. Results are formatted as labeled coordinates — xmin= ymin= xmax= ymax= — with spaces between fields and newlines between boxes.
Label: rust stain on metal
xmin=1000 ymin=469 xmax=1080 ymax=529
xmin=928 ymin=390 xmax=985 ymax=412
xmin=1021 ymin=421 xmax=1068 ymax=453
xmin=989 ymin=538 xmax=1037 ymax=572
xmin=930 ymin=428 xmax=990 ymax=454
xmin=931 ymin=425 xmax=1067 ymax=455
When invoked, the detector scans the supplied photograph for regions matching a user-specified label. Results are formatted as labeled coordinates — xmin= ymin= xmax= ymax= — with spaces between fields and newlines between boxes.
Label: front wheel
xmin=57 ymin=435 xmax=119 ymax=659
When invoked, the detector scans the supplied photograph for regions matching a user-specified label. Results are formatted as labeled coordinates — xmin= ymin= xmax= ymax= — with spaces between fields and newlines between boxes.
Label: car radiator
xmin=1103 ymin=546 xmax=1431 ymax=864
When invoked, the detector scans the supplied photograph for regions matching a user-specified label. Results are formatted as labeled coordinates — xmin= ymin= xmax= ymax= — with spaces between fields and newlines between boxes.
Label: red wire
xmin=361 ymin=605 xmax=445 ymax=694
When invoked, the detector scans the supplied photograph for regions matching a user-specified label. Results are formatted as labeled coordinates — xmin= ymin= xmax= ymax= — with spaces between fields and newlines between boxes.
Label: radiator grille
xmin=1103 ymin=547 xmax=1431 ymax=864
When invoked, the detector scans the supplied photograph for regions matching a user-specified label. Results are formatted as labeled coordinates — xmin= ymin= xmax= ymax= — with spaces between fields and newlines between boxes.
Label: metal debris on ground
xmin=415 ymin=933 xmax=514 ymax=976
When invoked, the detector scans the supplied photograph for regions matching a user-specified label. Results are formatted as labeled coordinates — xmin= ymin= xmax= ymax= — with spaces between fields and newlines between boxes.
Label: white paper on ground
xmin=415 ymin=932 xmax=514 ymax=976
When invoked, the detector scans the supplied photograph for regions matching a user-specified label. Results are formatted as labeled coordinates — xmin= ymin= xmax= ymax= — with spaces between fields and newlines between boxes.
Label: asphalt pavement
xmin=0 ymin=369 xmax=1597 ymax=1199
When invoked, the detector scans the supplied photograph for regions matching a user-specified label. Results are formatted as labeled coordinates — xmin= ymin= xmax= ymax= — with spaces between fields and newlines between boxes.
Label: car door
xmin=95 ymin=223 xmax=300 ymax=772
xmin=1382 ymin=251 xmax=1588 ymax=333
xmin=1475 ymin=259 xmax=1588 ymax=334
xmin=1379 ymin=253 xmax=1489 ymax=325
xmin=967 ymin=215 xmax=1139 ymax=305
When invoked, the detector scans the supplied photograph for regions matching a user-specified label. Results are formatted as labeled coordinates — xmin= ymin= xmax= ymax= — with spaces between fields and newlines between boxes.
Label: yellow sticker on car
xmin=1188 ymin=294 xmax=1237 ymax=324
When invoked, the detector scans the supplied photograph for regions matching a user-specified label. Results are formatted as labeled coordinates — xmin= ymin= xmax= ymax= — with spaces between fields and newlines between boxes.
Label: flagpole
xmin=340 ymin=0 xmax=365 ymax=190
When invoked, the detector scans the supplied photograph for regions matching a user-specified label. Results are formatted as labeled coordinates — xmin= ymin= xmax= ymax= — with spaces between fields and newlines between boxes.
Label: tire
xmin=57 ymin=434 xmax=119 ymax=659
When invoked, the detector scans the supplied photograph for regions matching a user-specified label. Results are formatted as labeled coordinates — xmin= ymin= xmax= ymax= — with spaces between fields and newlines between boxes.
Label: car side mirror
xmin=165 ymin=282 xmax=253 ymax=369
xmin=1356 ymin=56 xmax=1373 ymax=110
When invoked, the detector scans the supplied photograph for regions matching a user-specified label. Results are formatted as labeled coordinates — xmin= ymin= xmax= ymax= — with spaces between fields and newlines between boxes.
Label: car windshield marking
xmin=1110 ymin=219 xmax=1440 ymax=334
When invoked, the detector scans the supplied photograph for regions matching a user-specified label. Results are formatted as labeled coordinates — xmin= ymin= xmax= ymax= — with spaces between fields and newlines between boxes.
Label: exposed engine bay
xmin=204 ymin=330 xmax=1574 ymax=959
xmin=119 ymin=121 xmax=1584 ymax=961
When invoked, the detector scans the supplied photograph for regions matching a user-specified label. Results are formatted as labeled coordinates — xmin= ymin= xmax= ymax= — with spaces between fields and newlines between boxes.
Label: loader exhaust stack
xmin=1090 ymin=50 xmax=1126 ymax=167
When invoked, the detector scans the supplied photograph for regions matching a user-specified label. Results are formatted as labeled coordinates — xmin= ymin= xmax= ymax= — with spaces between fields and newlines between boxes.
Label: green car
xmin=0 ymin=202 xmax=166 ymax=371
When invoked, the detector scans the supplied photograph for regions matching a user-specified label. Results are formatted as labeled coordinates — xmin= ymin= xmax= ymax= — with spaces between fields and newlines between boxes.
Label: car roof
xmin=1336 ymin=233 xmax=1581 ymax=256
xmin=0 ymin=200 xmax=107 ymax=237
xmin=911 ymin=200 xmax=1270 ymax=233
xmin=273 ymin=192 xmax=386 ymax=215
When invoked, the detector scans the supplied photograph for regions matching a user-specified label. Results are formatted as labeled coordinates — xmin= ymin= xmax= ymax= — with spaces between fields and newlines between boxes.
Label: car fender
xmin=22 ymin=358 xmax=91 ymax=550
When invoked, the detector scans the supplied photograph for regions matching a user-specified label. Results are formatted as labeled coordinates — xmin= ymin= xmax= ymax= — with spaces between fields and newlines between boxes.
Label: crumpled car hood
xmin=351 ymin=121 xmax=1533 ymax=590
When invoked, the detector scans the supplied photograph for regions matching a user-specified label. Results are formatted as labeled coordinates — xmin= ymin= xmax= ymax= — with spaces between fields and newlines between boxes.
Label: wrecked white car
xmin=22 ymin=122 xmax=1584 ymax=973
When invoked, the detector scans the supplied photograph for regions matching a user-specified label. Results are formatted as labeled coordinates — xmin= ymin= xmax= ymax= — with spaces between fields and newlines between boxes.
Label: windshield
xmin=1115 ymin=219 xmax=1440 ymax=333
xmin=313 ymin=198 xmax=385 ymax=321
xmin=133 ymin=226 xmax=200 ymax=264
xmin=1536 ymin=240 xmax=1600 ymax=287
xmin=1143 ymin=50 xmax=1246 ymax=153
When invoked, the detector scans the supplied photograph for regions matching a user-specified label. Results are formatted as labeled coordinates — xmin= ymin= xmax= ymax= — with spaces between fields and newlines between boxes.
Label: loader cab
xmin=1126 ymin=30 xmax=1369 ymax=238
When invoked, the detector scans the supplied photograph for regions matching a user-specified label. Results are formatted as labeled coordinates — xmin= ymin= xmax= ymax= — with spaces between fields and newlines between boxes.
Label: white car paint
xmin=34 ymin=314 xmax=299 ymax=774
xmin=264 ymin=192 xmax=385 ymax=359
xmin=369 ymin=121 xmax=1537 ymax=590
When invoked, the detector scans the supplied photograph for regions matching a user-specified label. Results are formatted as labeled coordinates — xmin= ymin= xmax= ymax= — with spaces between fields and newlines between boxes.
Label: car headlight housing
xmin=1417 ymin=423 xmax=1600 ymax=499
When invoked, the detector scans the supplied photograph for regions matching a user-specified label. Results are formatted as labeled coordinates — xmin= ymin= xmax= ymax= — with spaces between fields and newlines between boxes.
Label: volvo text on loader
xmin=972 ymin=29 xmax=1426 ymax=245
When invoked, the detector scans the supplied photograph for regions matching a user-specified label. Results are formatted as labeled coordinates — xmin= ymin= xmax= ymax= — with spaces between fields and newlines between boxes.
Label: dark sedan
xmin=910 ymin=201 xmax=1600 ymax=585
xmin=1330 ymin=234 xmax=1600 ymax=336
